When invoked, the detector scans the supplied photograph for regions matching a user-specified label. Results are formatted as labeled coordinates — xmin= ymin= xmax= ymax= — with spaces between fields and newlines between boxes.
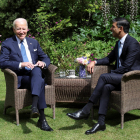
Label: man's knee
xmin=31 ymin=67 xmax=42 ymax=77
xmin=98 ymin=73 xmax=109 ymax=82
xmin=103 ymin=84 xmax=115 ymax=93
xmin=100 ymin=73 xmax=109 ymax=79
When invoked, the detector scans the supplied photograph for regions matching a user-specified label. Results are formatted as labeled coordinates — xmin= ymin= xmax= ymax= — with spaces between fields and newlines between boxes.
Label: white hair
xmin=13 ymin=18 xmax=28 ymax=29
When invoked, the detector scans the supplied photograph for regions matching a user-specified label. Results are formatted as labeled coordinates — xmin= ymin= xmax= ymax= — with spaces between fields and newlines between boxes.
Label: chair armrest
xmin=42 ymin=64 xmax=58 ymax=85
xmin=122 ymin=70 xmax=140 ymax=78
xmin=117 ymin=70 xmax=140 ymax=110
xmin=121 ymin=70 xmax=140 ymax=93
xmin=1 ymin=68 xmax=18 ymax=90
xmin=91 ymin=65 xmax=114 ymax=89
xmin=1 ymin=69 xmax=18 ymax=102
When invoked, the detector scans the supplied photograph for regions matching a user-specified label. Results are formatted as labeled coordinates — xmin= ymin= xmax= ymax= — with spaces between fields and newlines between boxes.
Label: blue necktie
xmin=117 ymin=41 xmax=120 ymax=68
xmin=20 ymin=41 xmax=31 ymax=70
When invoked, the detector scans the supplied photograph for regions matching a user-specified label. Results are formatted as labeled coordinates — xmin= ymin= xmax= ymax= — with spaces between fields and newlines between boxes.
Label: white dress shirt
xmin=119 ymin=33 xmax=128 ymax=67
xmin=16 ymin=36 xmax=33 ymax=68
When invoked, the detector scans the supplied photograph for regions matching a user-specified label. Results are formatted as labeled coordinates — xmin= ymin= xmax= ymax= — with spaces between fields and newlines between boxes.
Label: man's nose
xmin=20 ymin=30 xmax=24 ymax=33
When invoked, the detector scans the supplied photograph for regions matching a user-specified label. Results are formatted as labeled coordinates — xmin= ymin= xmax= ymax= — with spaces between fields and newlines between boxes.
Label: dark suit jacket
xmin=96 ymin=34 xmax=140 ymax=74
xmin=0 ymin=36 xmax=50 ymax=74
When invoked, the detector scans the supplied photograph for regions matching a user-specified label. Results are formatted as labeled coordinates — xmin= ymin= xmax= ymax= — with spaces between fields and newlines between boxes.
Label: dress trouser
xmin=17 ymin=67 xmax=47 ymax=109
xmin=89 ymin=73 xmax=123 ymax=115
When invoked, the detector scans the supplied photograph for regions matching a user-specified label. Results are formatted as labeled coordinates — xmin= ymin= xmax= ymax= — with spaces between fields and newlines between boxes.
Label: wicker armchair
xmin=91 ymin=65 xmax=140 ymax=129
xmin=1 ymin=64 xmax=57 ymax=126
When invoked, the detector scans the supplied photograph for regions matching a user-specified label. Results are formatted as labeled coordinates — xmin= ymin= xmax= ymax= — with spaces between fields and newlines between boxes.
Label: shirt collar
xmin=15 ymin=35 xmax=26 ymax=44
xmin=120 ymin=33 xmax=128 ymax=44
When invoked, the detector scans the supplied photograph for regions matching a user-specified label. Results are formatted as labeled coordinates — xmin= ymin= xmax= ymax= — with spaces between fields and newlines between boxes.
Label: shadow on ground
xmin=0 ymin=100 xmax=39 ymax=134
xmin=56 ymin=102 xmax=140 ymax=130
xmin=1 ymin=101 xmax=140 ymax=133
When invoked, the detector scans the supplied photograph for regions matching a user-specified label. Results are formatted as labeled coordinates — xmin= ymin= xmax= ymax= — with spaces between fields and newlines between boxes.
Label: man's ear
xmin=120 ymin=26 xmax=123 ymax=31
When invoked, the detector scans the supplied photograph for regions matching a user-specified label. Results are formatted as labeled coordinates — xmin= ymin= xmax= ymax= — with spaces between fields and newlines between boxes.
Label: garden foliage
xmin=1 ymin=0 xmax=140 ymax=70
xmin=30 ymin=0 xmax=100 ymax=39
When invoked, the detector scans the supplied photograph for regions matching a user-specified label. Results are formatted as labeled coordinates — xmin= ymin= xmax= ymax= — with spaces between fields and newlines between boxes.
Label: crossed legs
xmin=67 ymin=73 xmax=122 ymax=134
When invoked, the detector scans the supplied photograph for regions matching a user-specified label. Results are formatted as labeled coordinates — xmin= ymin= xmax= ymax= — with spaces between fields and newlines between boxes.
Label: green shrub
xmin=30 ymin=0 xmax=100 ymax=41
xmin=35 ymin=32 xmax=116 ymax=71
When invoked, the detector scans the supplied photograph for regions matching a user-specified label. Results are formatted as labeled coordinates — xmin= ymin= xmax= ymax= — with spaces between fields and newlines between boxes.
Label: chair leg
xmin=16 ymin=109 xmax=19 ymax=126
xmin=121 ymin=114 xmax=124 ymax=129
xmin=52 ymin=104 xmax=55 ymax=119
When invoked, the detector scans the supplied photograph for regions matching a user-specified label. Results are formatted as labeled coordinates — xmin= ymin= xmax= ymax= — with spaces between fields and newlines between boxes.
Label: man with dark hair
xmin=113 ymin=17 xmax=130 ymax=33
xmin=0 ymin=18 xmax=53 ymax=131
xmin=67 ymin=17 xmax=140 ymax=134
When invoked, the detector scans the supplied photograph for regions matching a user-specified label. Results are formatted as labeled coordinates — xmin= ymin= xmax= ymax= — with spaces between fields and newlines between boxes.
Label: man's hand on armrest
xmin=87 ymin=61 xmax=96 ymax=74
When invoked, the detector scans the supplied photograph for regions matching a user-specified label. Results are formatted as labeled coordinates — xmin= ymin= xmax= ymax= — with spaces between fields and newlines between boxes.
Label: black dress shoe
xmin=30 ymin=107 xmax=40 ymax=118
xmin=67 ymin=110 xmax=90 ymax=120
xmin=85 ymin=123 xmax=106 ymax=135
xmin=37 ymin=119 xmax=53 ymax=131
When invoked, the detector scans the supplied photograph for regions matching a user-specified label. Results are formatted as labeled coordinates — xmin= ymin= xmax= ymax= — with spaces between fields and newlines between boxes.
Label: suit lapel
xmin=12 ymin=36 xmax=23 ymax=61
xmin=120 ymin=34 xmax=129 ymax=58
xmin=116 ymin=40 xmax=119 ymax=58
xmin=26 ymin=37 xmax=35 ymax=63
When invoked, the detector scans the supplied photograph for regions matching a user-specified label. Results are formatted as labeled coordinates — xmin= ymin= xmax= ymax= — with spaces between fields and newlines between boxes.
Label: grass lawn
xmin=0 ymin=70 xmax=140 ymax=140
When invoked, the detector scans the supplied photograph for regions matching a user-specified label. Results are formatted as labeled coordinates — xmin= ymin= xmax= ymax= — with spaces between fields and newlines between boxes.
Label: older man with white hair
xmin=0 ymin=18 xmax=53 ymax=131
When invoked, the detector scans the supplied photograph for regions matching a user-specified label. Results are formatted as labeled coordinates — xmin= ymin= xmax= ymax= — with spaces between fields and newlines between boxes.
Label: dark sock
xmin=98 ymin=114 xmax=105 ymax=125
xmin=82 ymin=101 xmax=94 ymax=114
xmin=39 ymin=109 xmax=45 ymax=122
xmin=32 ymin=95 xmax=39 ymax=108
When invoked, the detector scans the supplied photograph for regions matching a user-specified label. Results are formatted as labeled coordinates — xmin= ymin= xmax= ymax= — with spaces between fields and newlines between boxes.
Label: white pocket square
xmin=34 ymin=49 xmax=37 ymax=51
